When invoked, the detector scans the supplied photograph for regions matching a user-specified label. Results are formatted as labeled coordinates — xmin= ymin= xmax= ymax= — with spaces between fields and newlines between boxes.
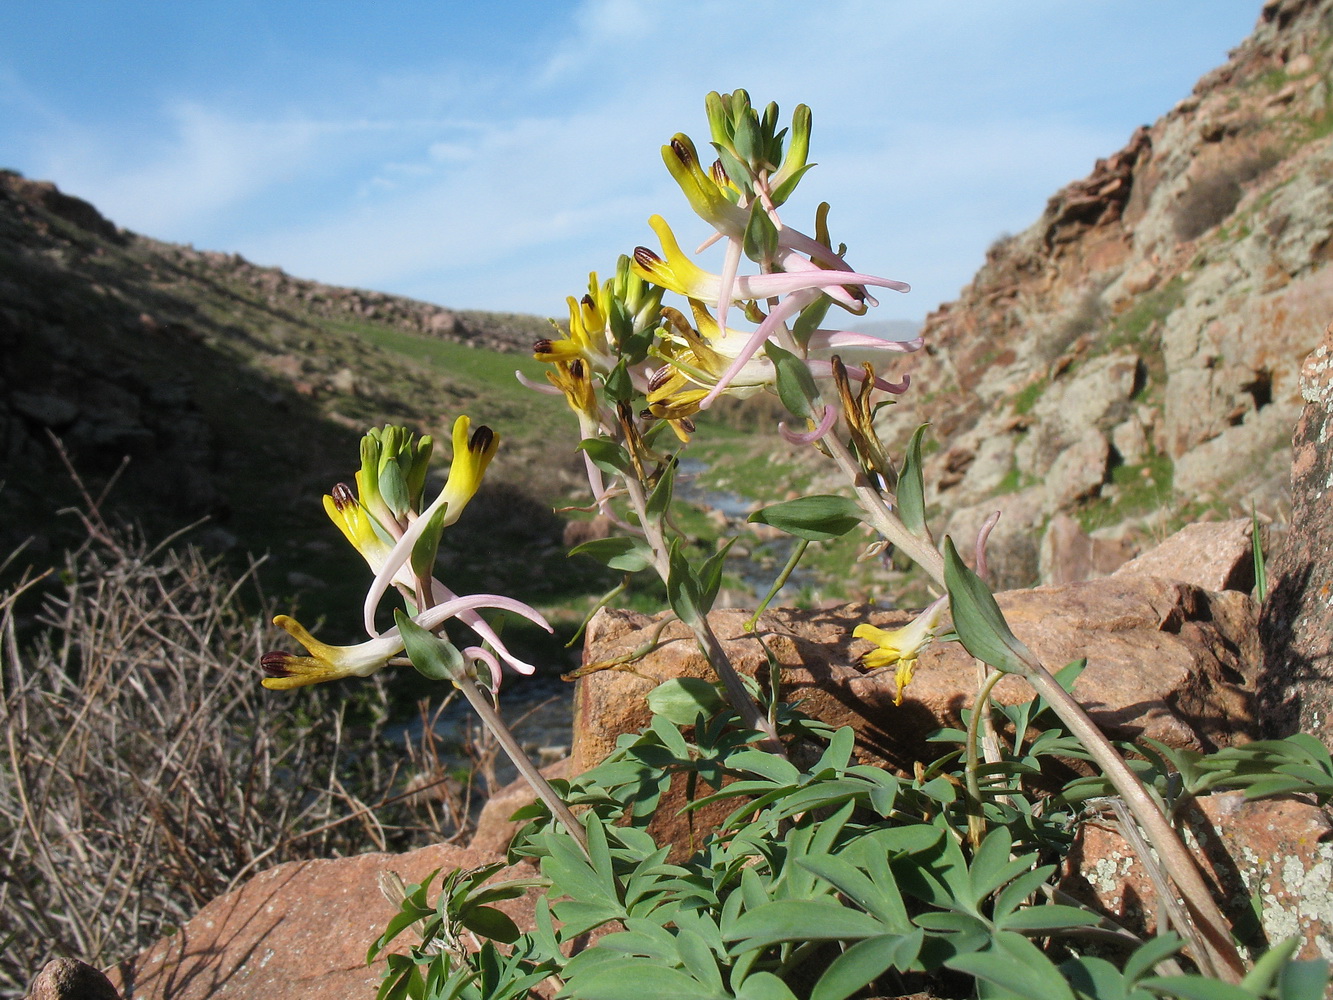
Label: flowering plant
xmin=261 ymin=91 xmax=1326 ymax=1000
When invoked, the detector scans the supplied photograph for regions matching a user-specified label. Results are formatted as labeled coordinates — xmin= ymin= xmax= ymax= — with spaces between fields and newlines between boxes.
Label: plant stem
xmin=744 ymin=539 xmax=809 ymax=632
xmin=1017 ymin=659 xmax=1245 ymax=982
xmin=622 ymin=472 xmax=785 ymax=754
xmin=822 ymin=434 xmax=946 ymax=586
xmin=964 ymin=668 xmax=1006 ymax=850
xmin=452 ymin=672 xmax=590 ymax=858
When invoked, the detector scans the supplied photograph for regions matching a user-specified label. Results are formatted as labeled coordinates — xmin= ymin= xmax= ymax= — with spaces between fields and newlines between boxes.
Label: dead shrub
xmin=1173 ymin=148 xmax=1281 ymax=242
xmin=0 ymin=512 xmax=463 ymax=996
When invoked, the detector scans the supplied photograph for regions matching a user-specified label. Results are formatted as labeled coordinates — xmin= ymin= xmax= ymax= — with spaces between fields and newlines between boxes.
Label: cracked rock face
xmin=877 ymin=0 xmax=1333 ymax=590
xmin=1260 ymin=320 xmax=1333 ymax=745
xmin=1060 ymin=791 xmax=1333 ymax=964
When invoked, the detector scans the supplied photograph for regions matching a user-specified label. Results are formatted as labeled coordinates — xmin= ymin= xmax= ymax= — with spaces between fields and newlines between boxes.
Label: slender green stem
xmin=452 ymin=672 xmax=590 ymax=858
xmin=622 ymin=472 xmax=785 ymax=754
xmin=1016 ymin=659 xmax=1245 ymax=981
xmin=964 ymin=668 xmax=1005 ymax=849
xmin=744 ymin=538 xmax=809 ymax=632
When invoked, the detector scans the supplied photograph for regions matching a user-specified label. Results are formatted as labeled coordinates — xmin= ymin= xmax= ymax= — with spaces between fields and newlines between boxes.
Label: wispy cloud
xmin=0 ymin=0 xmax=1260 ymax=317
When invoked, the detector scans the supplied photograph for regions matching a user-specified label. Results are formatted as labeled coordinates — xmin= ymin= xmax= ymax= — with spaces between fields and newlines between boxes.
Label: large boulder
xmin=107 ymin=844 xmax=537 ymax=1000
xmin=1260 ymin=320 xmax=1333 ymax=742
xmin=573 ymin=573 xmax=1260 ymax=778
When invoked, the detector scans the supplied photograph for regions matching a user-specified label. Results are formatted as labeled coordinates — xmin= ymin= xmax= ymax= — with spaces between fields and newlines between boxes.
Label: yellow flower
xmin=438 ymin=415 xmax=498 ymax=527
xmin=852 ymin=597 xmax=948 ymax=705
xmin=645 ymin=301 xmax=775 ymax=421
xmin=261 ymin=615 xmax=404 ymax=690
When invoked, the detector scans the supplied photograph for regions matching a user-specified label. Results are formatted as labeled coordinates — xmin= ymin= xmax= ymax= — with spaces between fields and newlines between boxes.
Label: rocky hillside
xmin=0 ymin=170 xmax=594 ymax=633
xmin=877 ymin=0 xmax=1333 ymax=589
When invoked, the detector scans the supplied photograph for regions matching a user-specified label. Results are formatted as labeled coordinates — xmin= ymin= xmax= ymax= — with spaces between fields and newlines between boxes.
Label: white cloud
xmin=1 ymin=0 xmax=1261 ymax=319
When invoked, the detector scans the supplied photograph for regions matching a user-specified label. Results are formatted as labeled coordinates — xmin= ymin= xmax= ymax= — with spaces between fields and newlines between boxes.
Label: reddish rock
xmin=1040 ymin=513 xmax=1136 ymax=585
xmin=1060 ymin=792 xmax=1333 ymax=962
xmin=470 ymin=758 xmax=571 ymax=854
xmin=573 ymin=575 xmax=1259 ymax=778
xmin=109 ymin=844 xmax=538 ymax=1000
xmin=1260 ymin=320 xmax=1333 ymax=743
xmin=1114 ymin=518 xmax=1259 ymax=593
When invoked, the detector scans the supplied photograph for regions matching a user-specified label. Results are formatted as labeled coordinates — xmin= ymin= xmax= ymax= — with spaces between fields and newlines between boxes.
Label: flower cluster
xmin=260 ymin=418 xmax=552 ymax=692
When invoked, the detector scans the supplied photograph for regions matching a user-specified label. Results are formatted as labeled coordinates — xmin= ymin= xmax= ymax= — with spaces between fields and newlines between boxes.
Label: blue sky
xmin=1 ymin=1 xmax=1262 ymax=323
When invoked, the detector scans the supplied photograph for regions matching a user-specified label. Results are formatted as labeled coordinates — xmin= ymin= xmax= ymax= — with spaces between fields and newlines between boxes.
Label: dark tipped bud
xmin=679 ymin=417 xmax=697 ymax=434
xmin=581 ymin=294 xmax=595 ymax=309
xmin=647 ymin=365 xmax=672 ymax=392
xmin=260 ymin=651 xmax=295 ymax=677
xmin=670 ymin=136 xmax=696 ymax=168
xmin=633 ymin=247 xmax=662 ymax=269
xmin=711 ymin=160 xmax=730 ymax=186
xmin=533 ymin=338 xmax=554 ymax=355
xmin=469 ymin=425 xmax=495 ymax=452
xmin=330 ymin=482 xmax=356 ymax=510
xmin=569 ymin=360 xmax=586 ymax=379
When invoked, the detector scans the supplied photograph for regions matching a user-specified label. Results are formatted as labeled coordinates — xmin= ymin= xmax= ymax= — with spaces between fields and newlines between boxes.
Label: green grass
xmin=1011 ymin=378 xmax=1047 ymax=416
xmin=1075 ymin=451 xmax=1174 ymax=532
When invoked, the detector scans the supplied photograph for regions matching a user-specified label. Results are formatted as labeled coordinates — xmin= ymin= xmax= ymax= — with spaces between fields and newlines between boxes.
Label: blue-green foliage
xmin=374 ymin=686 xmax=1330 ymax=1000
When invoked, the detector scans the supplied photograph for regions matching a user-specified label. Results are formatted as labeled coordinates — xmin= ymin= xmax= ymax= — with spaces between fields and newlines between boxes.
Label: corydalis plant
xmin=257 ymin=421 xmax=593 ymax=854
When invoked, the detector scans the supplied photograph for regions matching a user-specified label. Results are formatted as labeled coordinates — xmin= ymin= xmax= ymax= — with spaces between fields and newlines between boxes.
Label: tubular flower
xmin=261 ymin=615 xmax=405 ymax=690
xmin=646 ymin=302 xmax=775 ymax=420
xmin=852 ymin=597 xmax=948 ymax=706
xmin=661 ymin=133 xmax=747 ymax=237
xmin=632 ymin=216 xmax=909 ymax=307
xmin=363 ymin=416 xmax=499 ymax=637
xmin=262 ymin=591 xmax=552 ymax=691
xmin=534 ymin=289 xmax=618 ymax=374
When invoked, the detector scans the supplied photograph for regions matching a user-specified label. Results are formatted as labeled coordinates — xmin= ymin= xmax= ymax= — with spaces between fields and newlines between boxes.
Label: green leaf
xmin=409 ymin=501 xmax=449 ymax=580
xmin=379 ymin=460 xmax=411 ymax=519
xmin=647 ymin=677 xmax=726 ymax=726
xmin=727 ymin=749 xmax=800 ymax=785
xmin=394 ymin=609 xmax=463 ymax=682
xmin=942 ymin=535 xmax=1034 ymax=675
xmin=604 ymin=358 xmax=635 ymax=403
xmin=790 ymin=294 xmax=832 ymax=350
xmin=1139 ymin=975 xmax=1257 ymax=1000
xmin=743 ymin=202 xmax=780 ymax=264
xmin=727 ymin=899 xmax=887 ymax=951
xmin=1000 ymin=905 xmax=1104 ymax=933
xmin=667 ymin=539 xmax=704 ymax=626
xmin=569 ymin=535 xmax=654 ymax=572
xmin=897 ymin=424 xmax=930 ymax=538
xmin=765 ymin=340 xmax=822 ymax=420
xmin=736 ymin=970 xmax=800 ymax=1000
xmin=1280 ymin=959 xmax=1331 ymax=1000
xmin=698 ymin=538 xmax=736 ymax=614
xmin=749 ymin=495 xmax=864 ymax=541
xmin=797 ymin=854 xmax=908 ymax=930
xmin=1240 ymin=936 xmax=1302 ymax=996
xmin=460 ymin=904 xmax=520 ymax=944
xmin=572 ymin=963 xmax=728 ymax=1000
xmin=578 ymin=437 xmax=633 ymax=475
xmin=1061 ymin=956 xmax=1134 ymax=1000
xmin=811 ymin=933 xmax=922 ymax=1000
xmin=646 ymin=458 xmax=677 ymax=519
xmin=1122 ymin=935 xmax=1185 ymax=982
xmin=946 ymin=931 xmax=1076 ymax=1000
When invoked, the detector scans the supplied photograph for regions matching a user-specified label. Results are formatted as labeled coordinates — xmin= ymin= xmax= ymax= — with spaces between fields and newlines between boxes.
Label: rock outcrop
xmin=1260 ymin=320 xmax=1333 ymax=742
xmin=877 ymin=0 xmax=1333 ymax=589
xmin=573 ymin=574 xmax=1260 ymax=779
xmin=1060 ymin=792 xmax=1333 ymax=964
xmin=107 ymin=844 xmax=538 ymax=1000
